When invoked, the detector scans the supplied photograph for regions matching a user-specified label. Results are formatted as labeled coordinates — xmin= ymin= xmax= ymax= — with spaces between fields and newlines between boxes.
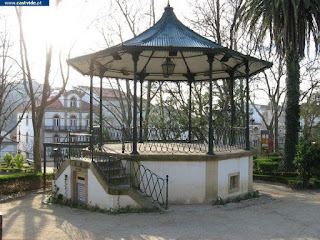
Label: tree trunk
xmin=274 ymin=103 xmax=279 ymax=152
xmin=33 ymin=128 xmax=42 ymax=173
xmin=284 ymin=49 xmax=300 ymax=170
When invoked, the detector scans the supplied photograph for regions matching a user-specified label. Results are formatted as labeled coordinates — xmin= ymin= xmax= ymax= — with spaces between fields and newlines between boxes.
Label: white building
xmin=0 ymin=132 xmax=18 ymax=159
xmin=17 ymin=87 xmax=126 ymax=158
xmin=249 ymin=103 xmax=286 ymax=148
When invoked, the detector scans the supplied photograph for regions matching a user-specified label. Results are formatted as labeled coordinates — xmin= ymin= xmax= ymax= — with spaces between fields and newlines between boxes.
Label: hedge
xmin=0 ymin=173 xmax=53 ymax=195
xmin=253 ymin=174 xmax=296 ymax=185
xmin=254 ymin=174 xmax=320 ymax=189
xmin=257 ymin=161 xmax=279 ymax=174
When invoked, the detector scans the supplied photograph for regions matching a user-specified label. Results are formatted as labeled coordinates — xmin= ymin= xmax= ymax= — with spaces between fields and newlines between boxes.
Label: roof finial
xmin=167 ymin=0 xmax=170 ymax=7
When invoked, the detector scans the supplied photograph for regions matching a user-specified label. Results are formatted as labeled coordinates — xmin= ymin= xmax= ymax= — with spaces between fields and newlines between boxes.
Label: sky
xmin=1 ymin=0 xmax=318 ymax=106
xmin=1 ymin=0 xmax=193 ymax=89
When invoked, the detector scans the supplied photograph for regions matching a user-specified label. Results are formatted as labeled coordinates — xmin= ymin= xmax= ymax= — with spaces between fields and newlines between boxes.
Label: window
xmin=53 ymin=134 xmax=60 ymax=143
xmin=228 ymin=172 xmax=240 ymax=194
xmin=70 ymin=115 xmax=77 ymax=127
xmin=53 ymin=115 xmax=60 ymax=126
xmin=70 ymin=97 xmax=77 ymax=107
xmin=86 ymin=119 xmax=89 ymax=126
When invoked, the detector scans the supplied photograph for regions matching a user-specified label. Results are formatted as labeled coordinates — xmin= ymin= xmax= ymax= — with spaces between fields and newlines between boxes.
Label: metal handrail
xmin=93 ymin=150 xmax=168 ymax=209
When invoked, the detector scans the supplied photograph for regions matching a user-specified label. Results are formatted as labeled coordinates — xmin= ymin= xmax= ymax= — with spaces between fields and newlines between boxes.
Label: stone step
xmin=107 ymin=174 xmax=131 ymax=185
xmin=95 ymin=159 xmax=122 ymax=168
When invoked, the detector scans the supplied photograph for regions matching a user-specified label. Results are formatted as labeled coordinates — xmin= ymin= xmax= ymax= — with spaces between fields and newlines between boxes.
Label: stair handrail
xmin=93 ymin=149 xmax=168 ymax=209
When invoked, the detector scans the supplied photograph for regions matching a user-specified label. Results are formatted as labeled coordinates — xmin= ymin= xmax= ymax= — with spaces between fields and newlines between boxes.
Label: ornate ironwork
xmin=93 ymin=151 xmax=168 ymax=209
xmin=121 ymin=126 xmax=246 ymax=154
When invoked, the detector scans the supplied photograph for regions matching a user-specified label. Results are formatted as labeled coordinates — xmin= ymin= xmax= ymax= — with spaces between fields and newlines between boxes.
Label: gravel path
xmin=1 ymin=182 xmax=320 ymax=240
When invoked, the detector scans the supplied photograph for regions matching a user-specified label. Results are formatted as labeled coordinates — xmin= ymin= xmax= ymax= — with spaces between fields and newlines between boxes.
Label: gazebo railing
xmin=118 ymin=126 xmax=246 ymax=154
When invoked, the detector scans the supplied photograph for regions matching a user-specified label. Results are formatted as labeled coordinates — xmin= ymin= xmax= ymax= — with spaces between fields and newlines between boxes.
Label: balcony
xmin=44 ymin=125 xmax=89 ymax=132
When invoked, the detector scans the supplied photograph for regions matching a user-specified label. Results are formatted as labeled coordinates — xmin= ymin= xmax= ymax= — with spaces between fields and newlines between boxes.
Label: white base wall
xmin=142 ymin=161 xmax=206 ymax=204
xmin=55 ymin=165 xmax=72 ymax=199
xmin=54 ymin=154 xmax=253 ymax=207
xmin=87 ymin=169 xmax=139 ymax=210
xmin=217 ymin=157 xmax=249 ymax=199
xmin=142 ymin=155 xmax=252 ymax=204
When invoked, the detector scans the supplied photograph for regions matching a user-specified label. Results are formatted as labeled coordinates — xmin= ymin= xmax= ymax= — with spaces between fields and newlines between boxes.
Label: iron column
xmin=99 ymin=75 xmax=103 ymax=150
xmin=207 ymin=54 xmax=214 ymax=155
xmin=90 ymin=60 xmax=94 ymax=161
xmin=132 ymin=52 xmax=140 ymax=154
xmin=139 ymin=78 xmax=143 ymax=143
xmin=188 ymin=80 xmax=192 ymax=143
xmin=245 ymin=59 xmax=250 ymax=150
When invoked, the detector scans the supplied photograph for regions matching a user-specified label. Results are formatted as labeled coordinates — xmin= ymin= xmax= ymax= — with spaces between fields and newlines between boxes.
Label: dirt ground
xmin=1 ymin=182 xmax=320 ymax=240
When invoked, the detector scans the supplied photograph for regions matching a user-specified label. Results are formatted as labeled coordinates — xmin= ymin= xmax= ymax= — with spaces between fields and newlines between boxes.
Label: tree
xmin=250 ymin=48 xmax=286 ymax=152
xmin=0 ymin=18 xmax=28 ymax=147
xmin=15 ymin=7 xmax=69 ymax=172
xmin=299 ymin=59 xmax=320 ymax=137
xmin=244 ymin=0 xmax=320 ymax=170
xmin=189 ymin=0 xmax=247 ymax=128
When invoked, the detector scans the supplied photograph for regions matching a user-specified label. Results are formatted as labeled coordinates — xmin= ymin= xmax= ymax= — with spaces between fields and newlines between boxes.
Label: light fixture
xmin=122 ymin=70 xmax=129 ymax=76
xmin=221 ymin=54 xmax=230 ymax=62
xmin=111 ymin=52 xmax=122 ymax=60
xmin=161 ymin=58 xmax=175 ymax=78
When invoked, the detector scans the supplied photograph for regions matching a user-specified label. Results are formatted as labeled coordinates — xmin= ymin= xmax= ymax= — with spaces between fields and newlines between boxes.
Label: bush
xmin=288 ymin=179 xmax=303 ymax=189
xmin=0 ymin=173 xmax=53 ymax=195
xmin=3 ymin=152 xmax=13 ymax=167
xmin=294 ymin=135 xmax=320 ymax=188
xmin=253 ymin=174 xmax=292 ymax=184
xmin=257 ymin=160 xmax=279 ymax=174
xmin=14 ymin=153 xmax=25 ymax=169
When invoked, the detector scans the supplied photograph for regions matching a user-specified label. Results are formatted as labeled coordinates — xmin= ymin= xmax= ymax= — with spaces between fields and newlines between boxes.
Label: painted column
xmin=245 ymin=59 xmax=250 ymax=150
xmin=139 ymin=78 xmax=143 ymax=143
xmin=207 ymin=54 xmax=214 ymax=155
xmin=131 ymin=52 xmax=140 ymax=154
xmin=188 ymin=80 xmax=192 ymax=143
xmin=89 ymin=60 xmax=94 ymax=161
xmin=229 ymin=70 xmax=235 ymax=145
xmin=99 ymin=75 xmax=103 ymax=150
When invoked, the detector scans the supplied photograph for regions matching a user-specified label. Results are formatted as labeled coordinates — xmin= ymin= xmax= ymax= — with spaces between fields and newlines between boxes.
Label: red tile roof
xmin=47 ymin=98 xmax=63 ymax=107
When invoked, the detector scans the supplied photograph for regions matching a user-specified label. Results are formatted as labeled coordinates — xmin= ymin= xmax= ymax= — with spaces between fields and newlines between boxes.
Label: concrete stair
xmin=91 ymin=158 xmax=161 ymax=210
xmin=95 ymin=158 xmax=131 ymax=186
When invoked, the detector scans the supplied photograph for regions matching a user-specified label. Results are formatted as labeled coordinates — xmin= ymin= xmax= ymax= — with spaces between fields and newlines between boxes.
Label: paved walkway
xmin=1 ymin=182 xmax=320 ymax=240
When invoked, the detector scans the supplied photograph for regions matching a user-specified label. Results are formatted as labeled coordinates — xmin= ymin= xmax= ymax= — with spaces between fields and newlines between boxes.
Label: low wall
xmin=138 ymin=152 xmax=253 ymax=203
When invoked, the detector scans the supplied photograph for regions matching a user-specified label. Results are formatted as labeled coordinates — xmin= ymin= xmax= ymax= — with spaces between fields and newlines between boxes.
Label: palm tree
xmin=243 ymin=0 xmax=320 ymax=170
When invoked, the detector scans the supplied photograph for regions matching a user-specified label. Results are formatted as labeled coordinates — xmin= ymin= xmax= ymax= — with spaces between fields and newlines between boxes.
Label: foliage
xmin=14 ymin=153 xmax=25 ymax=169
xmin=254 ymin=154 xmax=282 ymax=174
xmin=3 ymin=152 xmax=13 ymax=167
xmin=294 ymin=135 xmax=320 ymax=188
xmin=300 ymin=91 xmax=320 ymax=137
xmin=0 ymin=173 xmax=53 ymax=195
xmin=253 ymin=174 xmax=295 ymax=185
xmin=288 ymin=178 xmax=320 ymax=190
xmin=212 ymin=191 xmax=260 ymax=206
xmin=243 ymin=0 xmax=320 ymax=171
xmin=0 ymin=162 xmax=34 ymax=173
xmin=257 ymin=161 xmax=280 ymax=174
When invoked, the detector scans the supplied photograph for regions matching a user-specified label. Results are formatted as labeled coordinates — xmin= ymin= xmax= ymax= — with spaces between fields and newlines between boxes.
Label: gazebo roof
xmin=68 ymin=4 xmax=272 ymax=81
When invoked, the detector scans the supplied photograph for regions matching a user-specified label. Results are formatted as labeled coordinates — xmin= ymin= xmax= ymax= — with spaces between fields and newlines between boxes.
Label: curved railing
xmin=119 ymin=126 xmax=246 ymax=153
xmin=128 ymin=160 xmax=168 ymax=208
